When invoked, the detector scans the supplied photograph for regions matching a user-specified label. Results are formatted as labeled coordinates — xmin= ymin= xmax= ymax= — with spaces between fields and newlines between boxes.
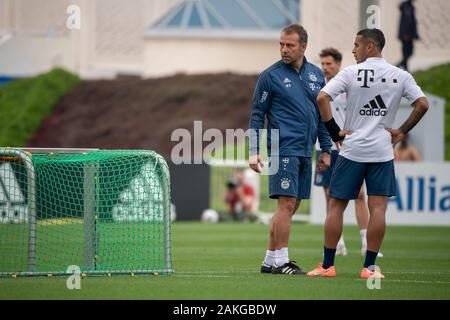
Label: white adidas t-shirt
xmin=315 ymin=93 xmax=347 ymax=151
xmin=321 ymin=57 xmax=425 ymax=162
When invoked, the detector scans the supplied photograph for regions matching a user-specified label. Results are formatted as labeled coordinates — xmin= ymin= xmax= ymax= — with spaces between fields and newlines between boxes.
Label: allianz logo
xmin=388 ymin=176 xmax=450 ymax=212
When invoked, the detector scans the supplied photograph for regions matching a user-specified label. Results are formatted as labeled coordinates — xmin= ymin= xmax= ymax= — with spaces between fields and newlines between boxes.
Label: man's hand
xmin=386 ymin=128 xmax=406 ymax=147
xmin=334 ymin=130 xmax=352 ymax=149
xmin=249 ymin=154 xmax=264 ymax=173
xmin=317 ymin=152 xmax=331 ymax=172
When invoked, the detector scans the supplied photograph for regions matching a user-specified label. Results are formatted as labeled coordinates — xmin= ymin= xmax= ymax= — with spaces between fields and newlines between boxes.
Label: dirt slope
xmin=28 ymin=73 xmax=258 ymax=158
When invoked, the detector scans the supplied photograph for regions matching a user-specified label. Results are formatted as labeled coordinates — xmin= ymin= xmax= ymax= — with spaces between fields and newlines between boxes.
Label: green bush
xmin=413 ymin=64 xmax=450 ymax=160
xmin=0 ymin=68 xmax=80 ymax=147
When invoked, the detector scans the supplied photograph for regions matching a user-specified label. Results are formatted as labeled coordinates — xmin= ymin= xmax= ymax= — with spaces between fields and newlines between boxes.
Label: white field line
xmin=175 ymin=274 xmax=450 ymax=284
xmin=174 ymin=274 xmax=233 ymax=278
xmin=379 ymin=279 xmax=450 ymax=285
xmin=174 ymin=271 xmax=450 ymax=284
xmin=176 ymin=270 xmax=450 ymax=275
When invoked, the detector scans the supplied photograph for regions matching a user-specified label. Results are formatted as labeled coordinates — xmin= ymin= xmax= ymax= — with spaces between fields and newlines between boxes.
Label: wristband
xmin=324 ymin=118 xmax=342 ymax=142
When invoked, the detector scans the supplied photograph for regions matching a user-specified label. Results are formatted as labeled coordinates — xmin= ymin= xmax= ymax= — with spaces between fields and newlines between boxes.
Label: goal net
xmin=0 ymin=148 xmax=172 ymax=276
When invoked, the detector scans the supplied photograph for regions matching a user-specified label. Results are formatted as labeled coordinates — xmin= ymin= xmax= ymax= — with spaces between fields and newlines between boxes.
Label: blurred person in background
xmin=397 ymin=0 xmax=419 ymax=72
xmin=394 ymin=133 xmax=422 ymax=161
xmin=224 ymin=170 xmax=257 ymax=222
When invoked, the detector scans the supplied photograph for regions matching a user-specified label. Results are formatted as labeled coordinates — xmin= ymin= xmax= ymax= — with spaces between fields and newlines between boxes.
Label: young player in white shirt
xmin=308 ymin=28 xmax=429 ymax=279
xmin=314 ymin=48 xmax=383 ymax=257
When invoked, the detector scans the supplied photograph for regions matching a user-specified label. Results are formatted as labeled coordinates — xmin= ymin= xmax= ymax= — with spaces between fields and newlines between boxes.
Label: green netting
xmin=0 ymin=148 xmax=172 ymax=276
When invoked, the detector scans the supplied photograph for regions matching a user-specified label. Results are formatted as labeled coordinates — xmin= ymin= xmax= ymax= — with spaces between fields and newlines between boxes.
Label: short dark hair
xmin=319 ymin=47 xmax=343 ymax=63
xmin=357 ymin=28 xmax=386 ymax=51
xmin=282 ymin=24 xmax=308 ymax=44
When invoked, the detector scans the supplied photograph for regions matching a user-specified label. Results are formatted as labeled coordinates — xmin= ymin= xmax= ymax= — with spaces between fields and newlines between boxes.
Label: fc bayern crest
xmin=309 ymin=72 xmax=318 ymax=82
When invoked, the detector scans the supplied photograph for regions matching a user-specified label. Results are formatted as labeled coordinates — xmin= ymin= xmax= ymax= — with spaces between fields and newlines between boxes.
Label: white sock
xmin=275 ymin=247 xmax=289 ymax=267
xmin=360 ymin=229 xmax=367 ymax=247
xmin=262 ymin=250 xmax=275 ymax=267
xmin=337 ymin=234 xmax=345 ymax=247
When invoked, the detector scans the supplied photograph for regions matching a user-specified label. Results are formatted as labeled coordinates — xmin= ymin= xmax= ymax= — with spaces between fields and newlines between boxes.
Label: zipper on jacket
xmin=299 ymin=70 xmax=312 ymax=155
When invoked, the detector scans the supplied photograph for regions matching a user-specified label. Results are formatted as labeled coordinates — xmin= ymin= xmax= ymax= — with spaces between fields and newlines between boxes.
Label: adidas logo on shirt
xmin=359 ymin=95 xmax=387 ymax=117
xmin=283 ymin=77 xmax=292 ymax=88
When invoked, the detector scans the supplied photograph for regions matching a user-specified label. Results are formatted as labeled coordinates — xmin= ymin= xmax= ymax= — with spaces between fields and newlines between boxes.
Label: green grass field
xmin=1 ymin=222 xmax=449 ymax=300
xmin=0 ymin=220 xmax=168 ymax=274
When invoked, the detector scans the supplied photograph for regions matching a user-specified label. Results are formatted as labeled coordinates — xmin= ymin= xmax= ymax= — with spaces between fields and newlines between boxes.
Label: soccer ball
xmin=201 ymin=209 xmax=219 ymax=223
xmin=170 ymin=202 xmax=177 ymax=222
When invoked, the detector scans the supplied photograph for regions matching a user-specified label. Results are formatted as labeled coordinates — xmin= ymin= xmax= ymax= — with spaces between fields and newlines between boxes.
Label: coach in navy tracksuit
xmin=248 ymin=24 xmax=332 ymax=275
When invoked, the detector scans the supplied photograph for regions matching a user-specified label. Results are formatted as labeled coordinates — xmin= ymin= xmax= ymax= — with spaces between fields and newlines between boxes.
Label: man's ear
xmin=367 ymin=41 xmax=375 ymax=53
xmin=301 ymin=42 xmax=307 ymax=52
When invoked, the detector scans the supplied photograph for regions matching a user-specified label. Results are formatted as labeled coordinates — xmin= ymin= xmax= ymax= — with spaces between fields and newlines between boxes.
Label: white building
xmin=0 ymin=0 xmax=449 ymax=79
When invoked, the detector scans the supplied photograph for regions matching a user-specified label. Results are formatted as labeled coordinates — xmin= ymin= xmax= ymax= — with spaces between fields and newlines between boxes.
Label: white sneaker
xmin=361 ymin=247 xmax=384 ymax=258
xmin=361 ymin=241 xmax=367 ymax=256
xmin=336 ymin=244 xmax=347 ymax=256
